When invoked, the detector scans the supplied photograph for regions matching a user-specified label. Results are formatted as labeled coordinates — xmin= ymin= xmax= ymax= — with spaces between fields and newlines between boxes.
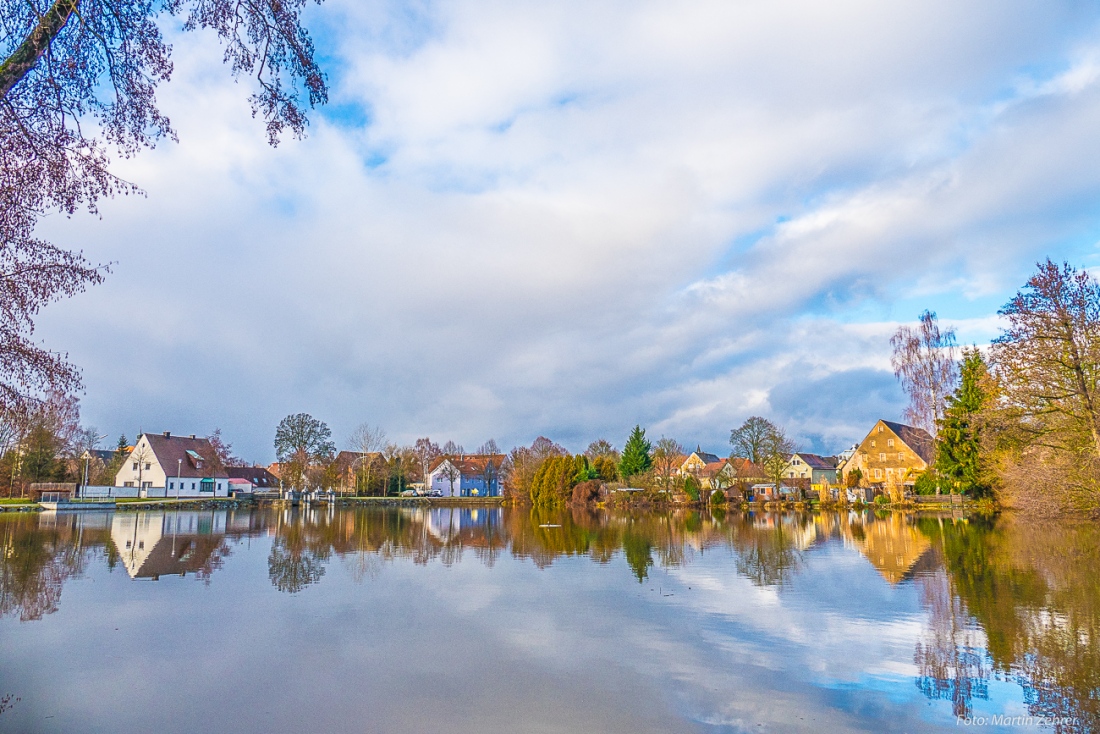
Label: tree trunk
xmin=0 ymin=0 xmax=80 ymax=100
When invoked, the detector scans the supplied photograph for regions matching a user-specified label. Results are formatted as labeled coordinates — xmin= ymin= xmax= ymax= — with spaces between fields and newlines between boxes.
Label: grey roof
xmin=692 ymin=449 xmax=722 ymax=464
xmin=793 ymin=453 xmax=837 ymax=470
xmin=82 ymin=449 xmax=116 ymax=464
xmin=881 ymin=420 xmax=935 ymax=464
xmin=143 ymin=433 xmax=227 ymax=478
xmin=225 ymin=466 xmax=280 ymax=487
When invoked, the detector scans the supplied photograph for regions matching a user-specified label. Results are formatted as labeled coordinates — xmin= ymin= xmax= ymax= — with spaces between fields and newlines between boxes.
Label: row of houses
xmin=94 ymin=417 xmax=933 ymax=500
xmin=100 ymin=431 xmax=506 ymax=499
xmin=677 ymin=419 xmax=935 ymax=499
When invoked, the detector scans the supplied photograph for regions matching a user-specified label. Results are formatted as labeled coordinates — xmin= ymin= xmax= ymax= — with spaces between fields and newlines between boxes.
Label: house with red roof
xmin=114 ymin=431 xmax=230 ymax=497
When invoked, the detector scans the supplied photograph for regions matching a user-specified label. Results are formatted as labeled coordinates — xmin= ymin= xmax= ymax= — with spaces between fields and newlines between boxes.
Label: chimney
xmin=163 ymin=431 xmax=171 ymax=438
xmin=190 ymin=434 xmax=196 ymax=439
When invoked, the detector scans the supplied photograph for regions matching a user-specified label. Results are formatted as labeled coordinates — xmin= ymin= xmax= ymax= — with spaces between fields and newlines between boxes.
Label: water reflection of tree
xmin=267 ymin=510 xmax=332 ymax=593
xmin=913 ymin=571 xmax=989 ymax=718
xmin=0 ymin=515 xmax=88 ymax=621
xmin=725 ymin=513 xmax=811 ymax=588
xmin=918 ymin=516 xmax=1100 ymax=732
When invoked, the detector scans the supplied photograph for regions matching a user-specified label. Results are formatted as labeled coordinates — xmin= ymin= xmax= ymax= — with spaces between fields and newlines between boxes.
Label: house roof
xmin=81 ymin=449 xmax=116 ymax=464
xmin=225 ymin=466 xmax=280 ymax=487
xmin=689 ymin=449 xmax=721 ymax=465
xmin=880 ymin=420 xmax=934 ymax=464
xmin=142 ymin=433 xmax=227 ymax=478
xmin=792 ymin=453 xmax=837 ymax=470
xmin=429 ymin=455 xmax=506 ymax=479
xmin=698 ymin=459 xmax=730 ymax=478
xmin=729 ymin=457 xmax=765 ymax=477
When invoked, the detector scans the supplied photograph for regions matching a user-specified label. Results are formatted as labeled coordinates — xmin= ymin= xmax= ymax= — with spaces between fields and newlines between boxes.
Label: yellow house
xmin=840 ymin=419 xmax=933 ymax=488
xmin=680 ymin=448 xmax=721 ymax=475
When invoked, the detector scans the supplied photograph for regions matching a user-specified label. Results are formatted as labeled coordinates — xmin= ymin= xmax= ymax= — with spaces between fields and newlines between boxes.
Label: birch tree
xmin=890 ymin=311 xmax=958 ymax=434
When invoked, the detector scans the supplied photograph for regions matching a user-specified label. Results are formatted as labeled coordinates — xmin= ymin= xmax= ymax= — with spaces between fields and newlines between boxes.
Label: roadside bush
xmin=874 ymin=494 xmax=890 ymax=506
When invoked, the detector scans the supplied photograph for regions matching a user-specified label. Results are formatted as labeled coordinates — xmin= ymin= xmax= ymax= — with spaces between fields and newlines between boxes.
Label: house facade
xmin=840 ymin=420 xmax=933 ymax=488
xmin=114 ymin=432 xmax=230 ymax=497
xmin=782 ymin=453 xmax=839 ymax=485
xmin=427 ymin=455 xmax=506 ymax=497
xmin=680 ymin=448 xmax=721 ymax=475
xmin=680 ymin=449 xmax=735 ymax=489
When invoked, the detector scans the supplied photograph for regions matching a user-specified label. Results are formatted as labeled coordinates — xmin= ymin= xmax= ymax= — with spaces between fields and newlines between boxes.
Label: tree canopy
xmin=274 ymin=413 xmax=334 ymax=490
xmin=1 ymin=0 xmax=327 ymax=417
xmin=890 ymin=310 xmax=958 ymax=434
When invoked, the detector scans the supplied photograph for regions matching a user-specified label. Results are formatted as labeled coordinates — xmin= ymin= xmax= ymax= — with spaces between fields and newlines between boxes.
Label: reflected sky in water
xmin=0 ymin=506 xmax=1095 ymax=733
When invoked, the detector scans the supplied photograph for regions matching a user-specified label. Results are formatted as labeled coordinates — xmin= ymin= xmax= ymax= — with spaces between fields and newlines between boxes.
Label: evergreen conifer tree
xmin=936 ymin=348 xmax=991 ymax=497
xmin=619 ymin=426 xmax=653 ymax=480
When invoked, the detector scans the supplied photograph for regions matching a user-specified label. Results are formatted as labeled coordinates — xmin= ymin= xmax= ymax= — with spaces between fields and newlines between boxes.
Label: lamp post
xmin=177 ymin=459 xmax=182 ymax=499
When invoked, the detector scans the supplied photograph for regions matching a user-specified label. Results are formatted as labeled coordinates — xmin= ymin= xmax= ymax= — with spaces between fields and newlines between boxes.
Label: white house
xmin=427 ymin=455 xmax=506 ymax=497
xmin=114 ymin=432 xmax=230 ymax=497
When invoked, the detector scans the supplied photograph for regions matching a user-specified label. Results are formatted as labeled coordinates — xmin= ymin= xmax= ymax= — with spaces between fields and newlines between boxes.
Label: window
xmin=878 ymin=426 xmax=884 ymax=433
xmin=898 ymin=452 xmax=905 ymax=461
xmin=169 ymin=482 xmax=174 ymax=489
xmin=874 ymin=469 xmax=882 ymax=479
xmin=871 ymin=440 xmax=876 ymax=447
xmin=144 ymin=463 xmax=151 ymax=471
xmin=124 ymin=481 xmax=134 ymax=488
xmin=879 ymin=453 xmax=886 ymax=461
xmin=887 ymin=438 xmax=894 ymax=447
xmin=132 ymin=462 xmax=138 ymax=470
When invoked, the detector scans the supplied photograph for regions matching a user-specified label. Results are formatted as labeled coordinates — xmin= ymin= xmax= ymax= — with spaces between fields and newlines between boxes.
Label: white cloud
xmin=31 ymin=0 xmax=1100 ymax=459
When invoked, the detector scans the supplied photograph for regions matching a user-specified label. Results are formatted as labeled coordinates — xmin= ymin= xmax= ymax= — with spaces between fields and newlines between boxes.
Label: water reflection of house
xmin=846 ymin=515 xmax=933 ymax=584
xmin=421 ymin=507 xmax=501 ymax=543
xmin=110 ymin=512 xmax=238 ymax=580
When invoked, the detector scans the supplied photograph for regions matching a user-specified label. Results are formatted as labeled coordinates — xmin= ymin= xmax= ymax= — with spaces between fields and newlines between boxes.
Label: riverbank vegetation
xmin=899 ymin=259 xmax=1100 ymax=515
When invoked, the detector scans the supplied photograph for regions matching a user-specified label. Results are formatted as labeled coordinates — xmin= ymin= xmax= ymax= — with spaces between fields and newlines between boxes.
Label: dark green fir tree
xmin=619 ymin=425 xmax=653 ymax=480
xmin=936 ymin=347 xmax=991 ymax=497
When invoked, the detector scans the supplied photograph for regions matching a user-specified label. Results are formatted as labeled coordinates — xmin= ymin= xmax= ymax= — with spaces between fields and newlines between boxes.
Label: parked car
xmin=399 ymin=489 xmax=420 ymax=497
xmin=428 ymin=489 xmax=443 ymax=497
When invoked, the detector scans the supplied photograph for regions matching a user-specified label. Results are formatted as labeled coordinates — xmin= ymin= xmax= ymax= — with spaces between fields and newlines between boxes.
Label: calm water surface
xmin=0 ymin=506 xmax=1096 ymax=733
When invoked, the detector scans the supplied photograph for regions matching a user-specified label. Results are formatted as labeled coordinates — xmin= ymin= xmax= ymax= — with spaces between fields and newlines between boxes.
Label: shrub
xmin=683 ymin=475 xmax=701 ymax=502
xmin=912 ymin=471 xmax=940 ymax=496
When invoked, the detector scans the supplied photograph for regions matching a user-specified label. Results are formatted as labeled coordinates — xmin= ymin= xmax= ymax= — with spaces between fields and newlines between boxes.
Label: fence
xmin=913 ymin=494 xmax=966 ymax=505
xmin=80 ymin=485 xmax=167 ymax=499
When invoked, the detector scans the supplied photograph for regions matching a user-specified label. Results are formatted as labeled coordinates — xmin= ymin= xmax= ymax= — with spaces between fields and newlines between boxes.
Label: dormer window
xmin=186 ymin=449 xmax=205 ymax=469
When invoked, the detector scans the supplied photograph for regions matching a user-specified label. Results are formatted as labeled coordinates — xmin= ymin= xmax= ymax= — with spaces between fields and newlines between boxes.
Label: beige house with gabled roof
xmin=840 ymin=420 xmax=933 ymax=488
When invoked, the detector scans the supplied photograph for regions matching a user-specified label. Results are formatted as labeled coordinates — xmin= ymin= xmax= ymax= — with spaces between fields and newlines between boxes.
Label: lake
xmin=0 ymin=505 xmax=1096 ymax=733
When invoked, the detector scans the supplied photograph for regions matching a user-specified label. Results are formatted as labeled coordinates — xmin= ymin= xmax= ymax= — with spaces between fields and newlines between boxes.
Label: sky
xmin=32 ymin=0 xmax=1100 ymax=463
